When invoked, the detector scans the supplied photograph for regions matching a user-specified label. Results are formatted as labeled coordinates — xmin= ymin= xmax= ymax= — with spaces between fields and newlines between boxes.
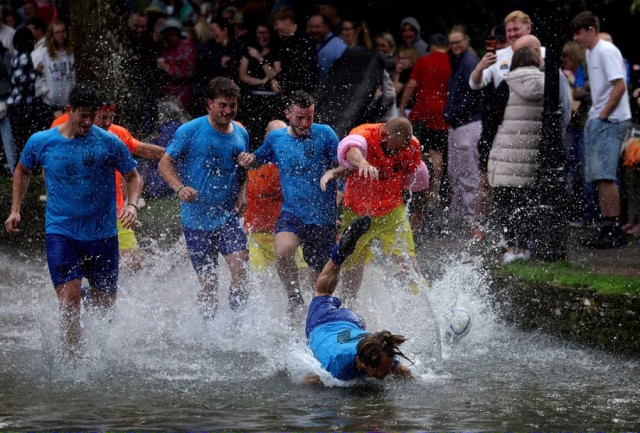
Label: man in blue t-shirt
xmin=158 ymin=77 xmax=250 ymax=320
xmin=238 ymin=91 xmax=340 ymax=316
xmin=304 ymin=215 xmax=413 ymax=383
xmin=4 ymin=83 xmax=142 ymax=356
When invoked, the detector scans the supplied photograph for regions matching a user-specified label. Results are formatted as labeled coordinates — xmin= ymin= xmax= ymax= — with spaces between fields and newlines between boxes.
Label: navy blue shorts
xmin=45 ymin=234 xmax=119 ymax=292
xmin=183 ymin=216 xmax=247 ymax=276
xmin=305 ymin=295 xmax=366 ymax=338
xmin=276 ymin=211 xmax=336 ymax=273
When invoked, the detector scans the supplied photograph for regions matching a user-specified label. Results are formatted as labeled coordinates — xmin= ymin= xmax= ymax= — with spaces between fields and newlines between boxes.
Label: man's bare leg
xmin=341 ymin=264 xmax=364 ymax=306
xmin=197 ymin=273 xmax=219 ymax=319
xmin=55 ymin=279 xmax=83 ymax=357
xmin=224 ymin=250 xmax=249 ymax=310
xmin=275 ymin=231 xmax=304 ymax=310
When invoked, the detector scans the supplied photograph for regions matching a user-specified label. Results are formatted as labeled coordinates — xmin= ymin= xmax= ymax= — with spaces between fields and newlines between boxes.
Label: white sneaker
xmin=502 ymin=250 xmax=531 ymax=264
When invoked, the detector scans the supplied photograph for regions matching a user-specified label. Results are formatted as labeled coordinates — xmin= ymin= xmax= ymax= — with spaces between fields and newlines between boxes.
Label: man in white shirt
xmin=469 ymin=10 xmax=533 ymax=91
xmin=571 ymin=10 xmax=631 ymax=249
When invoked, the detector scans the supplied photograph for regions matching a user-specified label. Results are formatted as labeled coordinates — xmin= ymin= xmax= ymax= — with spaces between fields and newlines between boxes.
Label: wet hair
xmin=95 ymin=89 xmax=118 ymax=109
xmin=385 ymin=117 xmax=413 ymax=146
xmin=205 ymin=76 xmax=241 ymax=101
xmin=356 ymin=331 xmax=412 ymax=368
xmin=287 ymin=90 xmax=314 ymax=109
xmin=13 ymin=27 xmax=35 ymax=52
xmin=68 ymin=83 xmax=100 ymax=110
xmin=570 ymin=11 xmax=599 ymax=34
xmin=510 ymin=47 xmax=539 ymax=70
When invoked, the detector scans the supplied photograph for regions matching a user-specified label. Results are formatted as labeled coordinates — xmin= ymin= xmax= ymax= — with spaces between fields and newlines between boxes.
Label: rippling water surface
xmin=1 ymin=238 xmax=639 ymax=430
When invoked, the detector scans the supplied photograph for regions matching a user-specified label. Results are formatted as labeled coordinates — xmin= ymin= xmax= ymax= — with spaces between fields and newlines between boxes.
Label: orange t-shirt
xmin=343 ymin=123 xmax=422 ymax=217
xmin=50 ymin=115 xmax=140 ymax=215
xmin=50 ymin=112 xmax=68 ymax=128
xmin=244 ymin=163 xmax=283 ymax=233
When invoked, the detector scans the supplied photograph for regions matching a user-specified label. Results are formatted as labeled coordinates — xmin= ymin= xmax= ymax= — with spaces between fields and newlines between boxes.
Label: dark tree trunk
xmin=68 ymin=1 xmax=131 ymax=100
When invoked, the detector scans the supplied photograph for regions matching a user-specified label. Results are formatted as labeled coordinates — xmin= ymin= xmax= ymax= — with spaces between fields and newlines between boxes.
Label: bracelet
xmin=127 ymin=203 xmax=139 ymax=211
xmin=176 ymin=184 xmax=186 ymax=195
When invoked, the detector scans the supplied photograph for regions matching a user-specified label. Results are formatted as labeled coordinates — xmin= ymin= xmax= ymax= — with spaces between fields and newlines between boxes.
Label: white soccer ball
xmin=444 ymin=307 xmax=472 ymax=343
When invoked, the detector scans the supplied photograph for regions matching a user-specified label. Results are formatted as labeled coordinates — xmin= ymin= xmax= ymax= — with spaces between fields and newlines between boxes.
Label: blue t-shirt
xmin=254 ymin=124 xmax=338 ymax=225
xmin=166 ymin=117 xmax=249 ymax=230
xmin=308 ymin=321 xmax=369 ymax=381
xmin=20 ymin=126 xmax=137 ymax=241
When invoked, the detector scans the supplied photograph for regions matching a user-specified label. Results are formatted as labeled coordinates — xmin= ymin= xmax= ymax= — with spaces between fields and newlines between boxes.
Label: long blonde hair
xmin=45 ymin=19 xmax=73 ymax=59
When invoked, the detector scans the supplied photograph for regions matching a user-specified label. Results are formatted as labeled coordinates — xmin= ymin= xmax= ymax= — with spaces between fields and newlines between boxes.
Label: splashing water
xmin=1 ymin=235 xmax=639 ymax=430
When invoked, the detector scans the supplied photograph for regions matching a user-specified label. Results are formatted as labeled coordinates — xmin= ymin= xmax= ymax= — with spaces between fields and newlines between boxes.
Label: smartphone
xmin=485 ymin=39 xmax=497 ymax=54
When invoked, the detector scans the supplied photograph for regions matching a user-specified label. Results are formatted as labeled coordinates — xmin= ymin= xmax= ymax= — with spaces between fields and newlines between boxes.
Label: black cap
xmin=493 ymin=22 xmax=506 ymax=42
xmin=429 ymin=32 xmax=448 ymax=48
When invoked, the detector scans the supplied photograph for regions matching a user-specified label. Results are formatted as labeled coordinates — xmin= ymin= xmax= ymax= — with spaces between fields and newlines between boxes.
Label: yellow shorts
xmin=117 ymin=219 xmax=139 ymax=251
xmin=248 ymin=231 xmax=308 ymax=271
xmin=340 ymin=205 xmax=415 ymax=272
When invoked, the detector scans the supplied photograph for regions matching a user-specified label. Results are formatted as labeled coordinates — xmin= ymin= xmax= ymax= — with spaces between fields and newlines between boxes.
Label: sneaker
xmin=338 ymin=216 xmax=371 ymax=257
xmin=502 ymin=249 xmax=531 ymax=264
xmin=580 ymin=226 xmax=628 ymax=249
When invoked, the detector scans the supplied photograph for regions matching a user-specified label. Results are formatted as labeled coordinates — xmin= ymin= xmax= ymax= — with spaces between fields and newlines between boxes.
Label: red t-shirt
xmin=408 ymin=50 xmax=451 ymax=131
xmin=343 ymin=123 xmax=422 ymax=217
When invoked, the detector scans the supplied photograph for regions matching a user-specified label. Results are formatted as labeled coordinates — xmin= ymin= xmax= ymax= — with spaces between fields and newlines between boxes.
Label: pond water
xmin=1 ymin=237 xmax=638 ymax=431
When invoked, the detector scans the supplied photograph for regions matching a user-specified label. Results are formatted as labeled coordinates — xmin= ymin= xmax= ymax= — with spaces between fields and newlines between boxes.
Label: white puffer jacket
xmin=487 ymin=66 xmax=544 ymax=188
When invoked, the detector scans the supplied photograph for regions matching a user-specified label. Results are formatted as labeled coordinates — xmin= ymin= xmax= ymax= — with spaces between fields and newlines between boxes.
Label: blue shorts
xmin=584 ymin=118 xmax=629 ymax=182
xmin=45 ymin=234 xmax=119 ymax=292
xmin=276 ymin=211 xmax=336 ymax=273
xmin=183 ymin=216 xmax=247 ymax=276
xmin=305 ymin=295 xmax=366 ymax=338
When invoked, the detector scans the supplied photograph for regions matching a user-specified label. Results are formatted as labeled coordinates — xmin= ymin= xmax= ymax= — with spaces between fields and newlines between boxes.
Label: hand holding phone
xmin=485 ymin=39 xmax=497 ymax=55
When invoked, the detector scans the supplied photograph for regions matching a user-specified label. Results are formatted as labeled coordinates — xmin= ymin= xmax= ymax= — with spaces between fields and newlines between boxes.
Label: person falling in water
xmin=303 ymin=215 xmax=413 ymax=384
